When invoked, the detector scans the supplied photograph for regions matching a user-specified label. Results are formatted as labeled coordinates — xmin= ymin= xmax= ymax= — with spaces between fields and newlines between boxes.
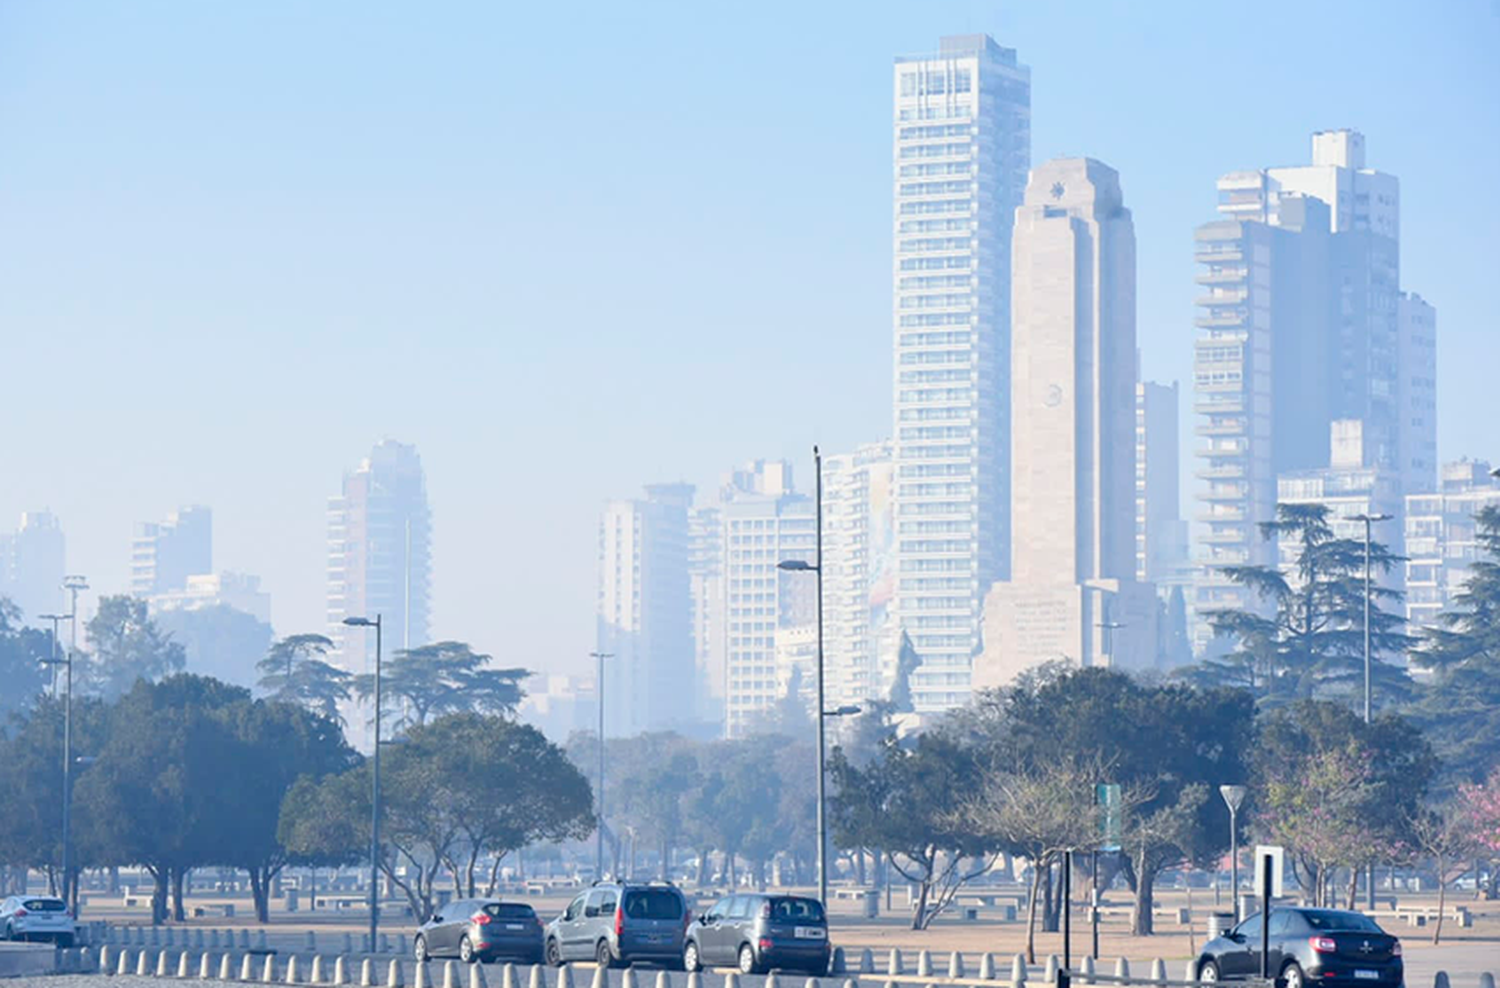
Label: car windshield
xmin=483 ymin=903 xmax=536 ymax=919
xmin=623 ymin=889 xmax=683 ymax=920
xmin=1301 ymin=910 xmax=1383 ymax=933
xmin=769 ymin=897 xmax=825 ymax=922
xmin=23 ymin=899 xmax=65 ymax=912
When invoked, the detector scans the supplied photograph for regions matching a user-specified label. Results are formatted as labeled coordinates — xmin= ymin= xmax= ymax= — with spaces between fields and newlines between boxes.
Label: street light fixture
xmin=38 ymin=612 xmax=75 ymax=908
xmin=1219 ymin=784 xmax=1247 ymax=921
xmin=342 ymin=614 xmax=383 ymax=952
xmin=776 ymin=444 xmax=831 ymax=909
xmin=588 ymin=650 xmax=613 ymax=880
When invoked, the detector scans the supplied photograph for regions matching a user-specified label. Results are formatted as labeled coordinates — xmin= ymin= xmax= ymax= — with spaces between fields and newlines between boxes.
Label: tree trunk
xmin=171 ymin=868 xmax=187 ymax=922
xmin=1024 ymin=855 xmax=1045 ymax=964
xmin=149 ymin=867 xmax=168 ymax=925
xmin=911 ymin=861 xmax=931 ymax=931
xmin=1432 ymin=853 xmax=1445 ymax=946
xmin=1131 ymin=854 xmax=1155 ymax=937
xmin=660 ymin=837 xmax=671 ymax=881
xmin=249 ymin=868 xmax=271 ymax=924
xmin=1041 ymin=859 xmax=1058 ymax=933
xmin=1345 ymin=867 xmax=1360 ymax=911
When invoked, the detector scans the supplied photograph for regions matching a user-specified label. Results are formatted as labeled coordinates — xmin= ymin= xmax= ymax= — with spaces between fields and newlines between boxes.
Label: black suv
xmin=544 ymin=881 xmax=689 ymax=969
xmin=1197 ymin=907 xmax=1402 ymax=988
xmin=683 ymin=893 xmax=828 ymax=975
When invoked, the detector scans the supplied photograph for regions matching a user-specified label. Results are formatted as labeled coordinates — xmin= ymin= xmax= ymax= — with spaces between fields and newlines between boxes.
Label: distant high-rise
xmin=327 ymin=440 xmax=432 ymax=729
xmin=1277 ymin=420 xmax=1404 ymax=583
xmin=131 ymin=506 xmax=212 ymax=597
xmin=1404 ymin=460 xmax=1500 ymax=632
xmin=821 ymin=440 xmax=897 ymax=710
xmin=1136 ymin=380 xmax=1188 ymax=585
xmin=891 ymin=34 xmax=1031 ymax=712
xmin=0 ymin=511 xmax=66 ymax=624
xmin=976 ymin=158 xmax=1156 ymax=686
xmin=596 ymin=482 xmax=694 ymax=738
xmin=1397 ymin=293 xmax=1438 ymax=496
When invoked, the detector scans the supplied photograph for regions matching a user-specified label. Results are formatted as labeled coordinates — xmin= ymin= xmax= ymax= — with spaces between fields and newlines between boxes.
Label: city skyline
xmin=2 ymin=3 xmax=1496 ymax=683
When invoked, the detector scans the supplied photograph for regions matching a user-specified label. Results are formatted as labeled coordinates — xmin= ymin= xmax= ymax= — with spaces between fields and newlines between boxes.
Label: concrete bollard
xmin=684 ymin=974 xmax=700 ymax=988
xmin=360 ymin=959 xmax=375 ymax=987
xmin=1433 ymin=975 xmax=1449 ymax=988
xmin=241 ymin=930 xmax=252 ymax=950
xmin=804 ymin=980 xmax=820 ymax=988
xmin=335 ymin=957 xmax=350 ymax=986
xmin=832 ymin=948 xmax=846 ymax=976
xmin=1044 ymin=956 xmax=1058 ymax=985
xmin=620 ymin=969 xmax=638 ymax=988
xmin=505 ymin=963 xmax=522 ymax=988
xmin=722 ymin=975 xmax=739 ymax=988
xmin=168 ymin=928 xmax=179 ymax=947
xmin=655 ymin=972 xmax=672 ymax=988
xmin=397 ymin=935 xmax=407 ymax=955
xmin=312 ymin=957 xmax=327 ymax=984
xmin=882 ymin=981 xmax=898 ymax=988
xmin=475 ymin=964 xmax=492 ymax=988
xmin=590 ymin=965 xmax=609 ymax=988
xmin=842 ymin=980 xmax=859 ymax=988
xmin=263 ymin=954 xmax=278 ymax=983
xmin=177 ymin=951 xmax=191 ymax=978
xmin=558 ymin=965 xmax=576 ymax=988
xmin=979 ymin=954 xmax=996 ymax=981
xmin=1113 ymin=959 xmax=1129 ymax=981
xmin=530 ymin=964 xmax=547 ymax=988
xmin=209 ymin=929 xmax=219 ymax=949
xmin=888 ymin=950 xmax=903 ymax=976
xmin=221 ymin=953 xmax=235 ymax=980
xmin=156 ymin=949 xmax=172 ymax=977
xmin=859 ymin=950 xmax=875 ymax=974
xmin=380 ymin=934 xmax=392 ymax=955
xmin=307 ymin=932 xmax=319 ymax=952
xmin=1181 ymin=962 xmax=1196 ymax=984
xmin=345 ymin=933 xmax=355 ymax=955
xmin=149 ymin=928 xmax=160 ymax=947
xmin=100 ymin=945 xmax=115 ymax=972
xmin=415 ymin=961 xmax=431 ymax=988
xmin=134 ymin=928 xmax=145 ymax=946
xmin=121 ymin=949 xmax=136 ymax=976
xmin=1080 ymin=958 xmax=1095 ymax=983
xmin=242 ymin=954 xmax=257 ymax=981
xmin=258 ymin=931 xmax=270 ymax=951
xmin=287 ymin=955 xmax=302 ymax=984
xmin=444 ymin=960 xmax=461 ymax=988
xmin=917 ymin=951 xmax=933 ymax=978
xmin=192 ymin=929 xmax=203 ymax=950
xmin=765 ymin=972 xmax=780 ymax=988
xmin=949 ymin=953 xmax=964 ymax=979
xmin=1010 ymin=954 xmax=1026 ymax=986
xmin=388 ymin=958 xmax=406 ymax=988
xmin=1150 ymin=959 xmax=1166 ymax=985
xmin=1476 ymin=975 xmax=1495 ymax=988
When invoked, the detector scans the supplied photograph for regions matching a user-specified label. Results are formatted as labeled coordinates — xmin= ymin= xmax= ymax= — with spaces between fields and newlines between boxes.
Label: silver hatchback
xmin=0 ymin=896 xmax=75 ymax=946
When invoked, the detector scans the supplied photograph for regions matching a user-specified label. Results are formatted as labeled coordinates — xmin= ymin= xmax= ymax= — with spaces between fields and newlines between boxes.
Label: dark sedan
xmin=1197 ymin=908 xmax=1402 ymax=988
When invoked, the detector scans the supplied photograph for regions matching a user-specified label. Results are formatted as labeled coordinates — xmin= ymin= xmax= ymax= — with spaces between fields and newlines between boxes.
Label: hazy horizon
xmin=3 ymin=1 xmax=1497 ymax=681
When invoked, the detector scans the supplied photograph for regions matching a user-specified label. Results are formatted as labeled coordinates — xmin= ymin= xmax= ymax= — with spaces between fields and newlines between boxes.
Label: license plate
xmin=1355 ymin=972 xmax=1379 ymax=980
xmin=505 ymin=924 xmax=524 ymax=931
xmin=794 ymin=927 xmax=825 ymax=940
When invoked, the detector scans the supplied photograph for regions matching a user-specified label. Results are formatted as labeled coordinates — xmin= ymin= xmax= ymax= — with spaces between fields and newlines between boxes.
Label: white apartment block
xmin=0 ymin=511 xmax=66 ymax=625
xmin=891 ymin=34 xmax=1030 ymax=712
xmin=132 ymin=505 xmax=212 ymax=597
xmin=148 ymin=571 xmax=271 ymax=624
xmin=1397 ymin=293 xmax=1438 ymax=495
xmin=821 ymin=440 xmax=897 ymax=710
xmin=1404 ymin=460 xmax=1500 ymax=632
xmin=1136 ymin=380 xmax=1188 ymax=585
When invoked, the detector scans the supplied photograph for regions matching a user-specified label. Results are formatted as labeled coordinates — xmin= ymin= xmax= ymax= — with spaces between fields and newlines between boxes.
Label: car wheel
xmin=1198 ymin=960 xmax=1219 ymax=983
xmin=414 ymin=935 xmax=429 ymax=963
xmin=683 ymin=941 xmax=701 ymax=973
xmin=596 ymin=940 xmax=615 ymax=969
xmin=546 ymin=939 xmax=563 ymax=968
xmin=1282 ymin=962 xmax=1306 ymax=988
xmin=738 ymin=944 xmax=758 ymax=975
xmin=460 ymin=936 xmax=476 ymax=964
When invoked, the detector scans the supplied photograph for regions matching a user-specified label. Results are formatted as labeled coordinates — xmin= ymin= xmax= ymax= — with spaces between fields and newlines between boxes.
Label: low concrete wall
xmin=0 ymin=943 xmax=56 ymax=979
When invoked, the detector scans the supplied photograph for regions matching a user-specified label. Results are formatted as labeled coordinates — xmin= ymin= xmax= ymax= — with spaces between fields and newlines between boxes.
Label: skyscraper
xmin=1136 ymin=380 xmax=1188 ymax=585
xmin=327 ymin=439 xmax=432 ymax=730
xmin=975 ymin=158 xmax=1156 ymax=686
xmin=891 ymin=34 xmax=1030 ymax=712
xmin=596 ymin=482 xmax=694 ymax=738
xmin=1404 ymin=460 xmax=1500 ymax=631
xmin=131 ymin=505 xmax=212 ymax=597
xmin=1397 ymin=293 xmax=1438 ymax=496
xmin=0 ymin=511 xmax=66 ymax=625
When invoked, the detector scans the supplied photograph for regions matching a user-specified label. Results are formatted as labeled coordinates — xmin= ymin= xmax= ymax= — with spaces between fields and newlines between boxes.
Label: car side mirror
xmin=430 ymin=914 xmax=440 ymax=924
xmin=1229 ymin=932 xmax=1246 ymax=944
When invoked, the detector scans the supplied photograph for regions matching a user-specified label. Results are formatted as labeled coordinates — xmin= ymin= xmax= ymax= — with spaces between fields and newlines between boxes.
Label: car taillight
xmin=614 ymin=908 xmax=624 ymax=937
xmin=13 ymin=909 xmax=26 ymax=918
xmin=472 ymin=913 xmax=492 ymax=926
xmin=1391 ymin=941 xmax=1401 ymax=957
xmin=1310 ymin=936 xmax=1338 ymax=954
xmin=759 ymin=938 xmax=773 ymax=951
xmin=760 ymin=902 xmax=772 ymax=919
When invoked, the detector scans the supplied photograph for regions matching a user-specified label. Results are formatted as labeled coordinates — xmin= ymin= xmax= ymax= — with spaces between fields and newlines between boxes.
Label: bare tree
xmin=1407 ymin=804 xmax=1478 ymax=945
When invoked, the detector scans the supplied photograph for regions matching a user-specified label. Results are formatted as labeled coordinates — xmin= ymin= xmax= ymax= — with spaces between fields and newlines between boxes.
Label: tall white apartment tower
xmin=327 ymin=439 xmax=432 ymax=741
xmin=975 ymin=158 xmax=1156 ymax=686
xmin=1397 ymin=293 xmax=1438 ymax=495
xmin=596 ymin=483 xmax=695 ymax=738
xmin=891 ymin=34 xmax=1030 ymax=712
xmin=131 ymin=506 xmax=212 ymax=596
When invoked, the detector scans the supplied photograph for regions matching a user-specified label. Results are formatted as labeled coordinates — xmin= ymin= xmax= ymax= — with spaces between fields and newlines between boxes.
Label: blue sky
xmin=2 ymin=1 xmax=1497 ymax=679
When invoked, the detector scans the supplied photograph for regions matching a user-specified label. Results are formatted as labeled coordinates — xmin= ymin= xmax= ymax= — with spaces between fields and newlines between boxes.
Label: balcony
xmin=1196 ymin=290 xmax=1248 ymax=307
xmin=1196 ymin=269 xmax=1247 ymax=285
xmin=1196 ymin=464 xmax=1247 ymax=481
xmin=1195 ymin=313 xmax=1247 ymax=329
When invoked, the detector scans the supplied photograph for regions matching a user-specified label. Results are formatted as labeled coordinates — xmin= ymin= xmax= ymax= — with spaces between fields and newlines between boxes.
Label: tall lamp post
xmin=588 ymin=650 xmax=613 ymax=880
xmin=342 ymin=614 xmax=382 ymax=952
xmin=1219 ymin=785 xmax=1247 ymax=922
xmin=778 ymin=445 xmax=860 ymax=910
xmin=1351 ymin=512 xmax=1391 ymax=910
xmin=39 ymin=612 xmax=75 ymax=907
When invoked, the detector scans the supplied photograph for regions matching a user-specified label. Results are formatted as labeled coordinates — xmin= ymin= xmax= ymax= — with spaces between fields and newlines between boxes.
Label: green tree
xmin=81 ymin=596 xmax=186 ymax=700
xmin=1201 ymin=504 xmax=1413 ymax=706
xmin=154 ymin=604 xmax=273 ymax=688
xmin=0 ymin=599 xmax=50 ymax=722
xmin=354 ymin=641 xmax=526 ymax=730
xmin=1254 ymin=700 xmax=1435 ymax=907
xmin=257 ymin=634 xmax=353 ymax=724
xmin=1408 ymin=504 xmax=1500 ymax=785
xmin=829 ymin=734 xmax=994 ymax=929
xmin=600 ymin=732 xmax=700 ymax=880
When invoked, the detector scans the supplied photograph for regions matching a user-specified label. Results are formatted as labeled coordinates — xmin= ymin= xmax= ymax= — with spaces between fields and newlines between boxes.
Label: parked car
xmin=1196 ymin=908 xmax=1402 ymax=988
xmin=682 ymin=893 xmax=829 ymax=975
xmin=413 ymin=899 xmax=543 ymax=965
xmin=544 ymin=880 xmax=688 ymax=969
xmin=0 ymin=896 xmax=75 ymax=946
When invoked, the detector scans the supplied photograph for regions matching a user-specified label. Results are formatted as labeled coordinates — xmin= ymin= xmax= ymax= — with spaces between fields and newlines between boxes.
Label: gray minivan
xmin=682 ymin=894 xmax=828 ymax=975
xmin=544 ymin=881 xmax=688 ymax=969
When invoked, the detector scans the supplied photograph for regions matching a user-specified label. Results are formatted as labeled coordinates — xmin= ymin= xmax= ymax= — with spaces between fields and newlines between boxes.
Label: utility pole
xmin=589 ymin=651 xmax=613 ymax=880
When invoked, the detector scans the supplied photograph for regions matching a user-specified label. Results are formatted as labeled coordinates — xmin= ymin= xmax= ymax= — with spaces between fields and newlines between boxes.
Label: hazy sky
xmin=2 ymin=2 xmax=1497 ymax=681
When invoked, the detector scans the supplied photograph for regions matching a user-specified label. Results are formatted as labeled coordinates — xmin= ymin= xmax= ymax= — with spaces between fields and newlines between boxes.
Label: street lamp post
xmin=588 ymin=651 xmax=613 ymax=880
xmin=39 ymin=612 xmax=74 ymax=907
xmin=343 ymin=614 xmax=382 ymax=952
xmin=1352 ymin=511 xmax=1391 ymax=911
xmin=1219 ymin=785 xmax=1246 ymax=922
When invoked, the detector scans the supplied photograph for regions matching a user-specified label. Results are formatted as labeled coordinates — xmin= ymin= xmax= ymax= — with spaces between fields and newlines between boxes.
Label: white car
xmin=0 ymin=896 xmax=75 ymax=946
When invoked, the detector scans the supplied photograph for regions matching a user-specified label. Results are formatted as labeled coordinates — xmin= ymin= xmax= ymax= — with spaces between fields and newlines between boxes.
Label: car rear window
xmin=1301 ymin=910 xmax=1382 ymax=933
xmin=483 ymin=903 xmax=536 ymax=920
xmin=769 ymin=897 xmax=825 ymax=923
xmin=23 ymin=899 xmax=66 ymax=912
xmin=623 ymin=889 xmax=683 ymax=920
